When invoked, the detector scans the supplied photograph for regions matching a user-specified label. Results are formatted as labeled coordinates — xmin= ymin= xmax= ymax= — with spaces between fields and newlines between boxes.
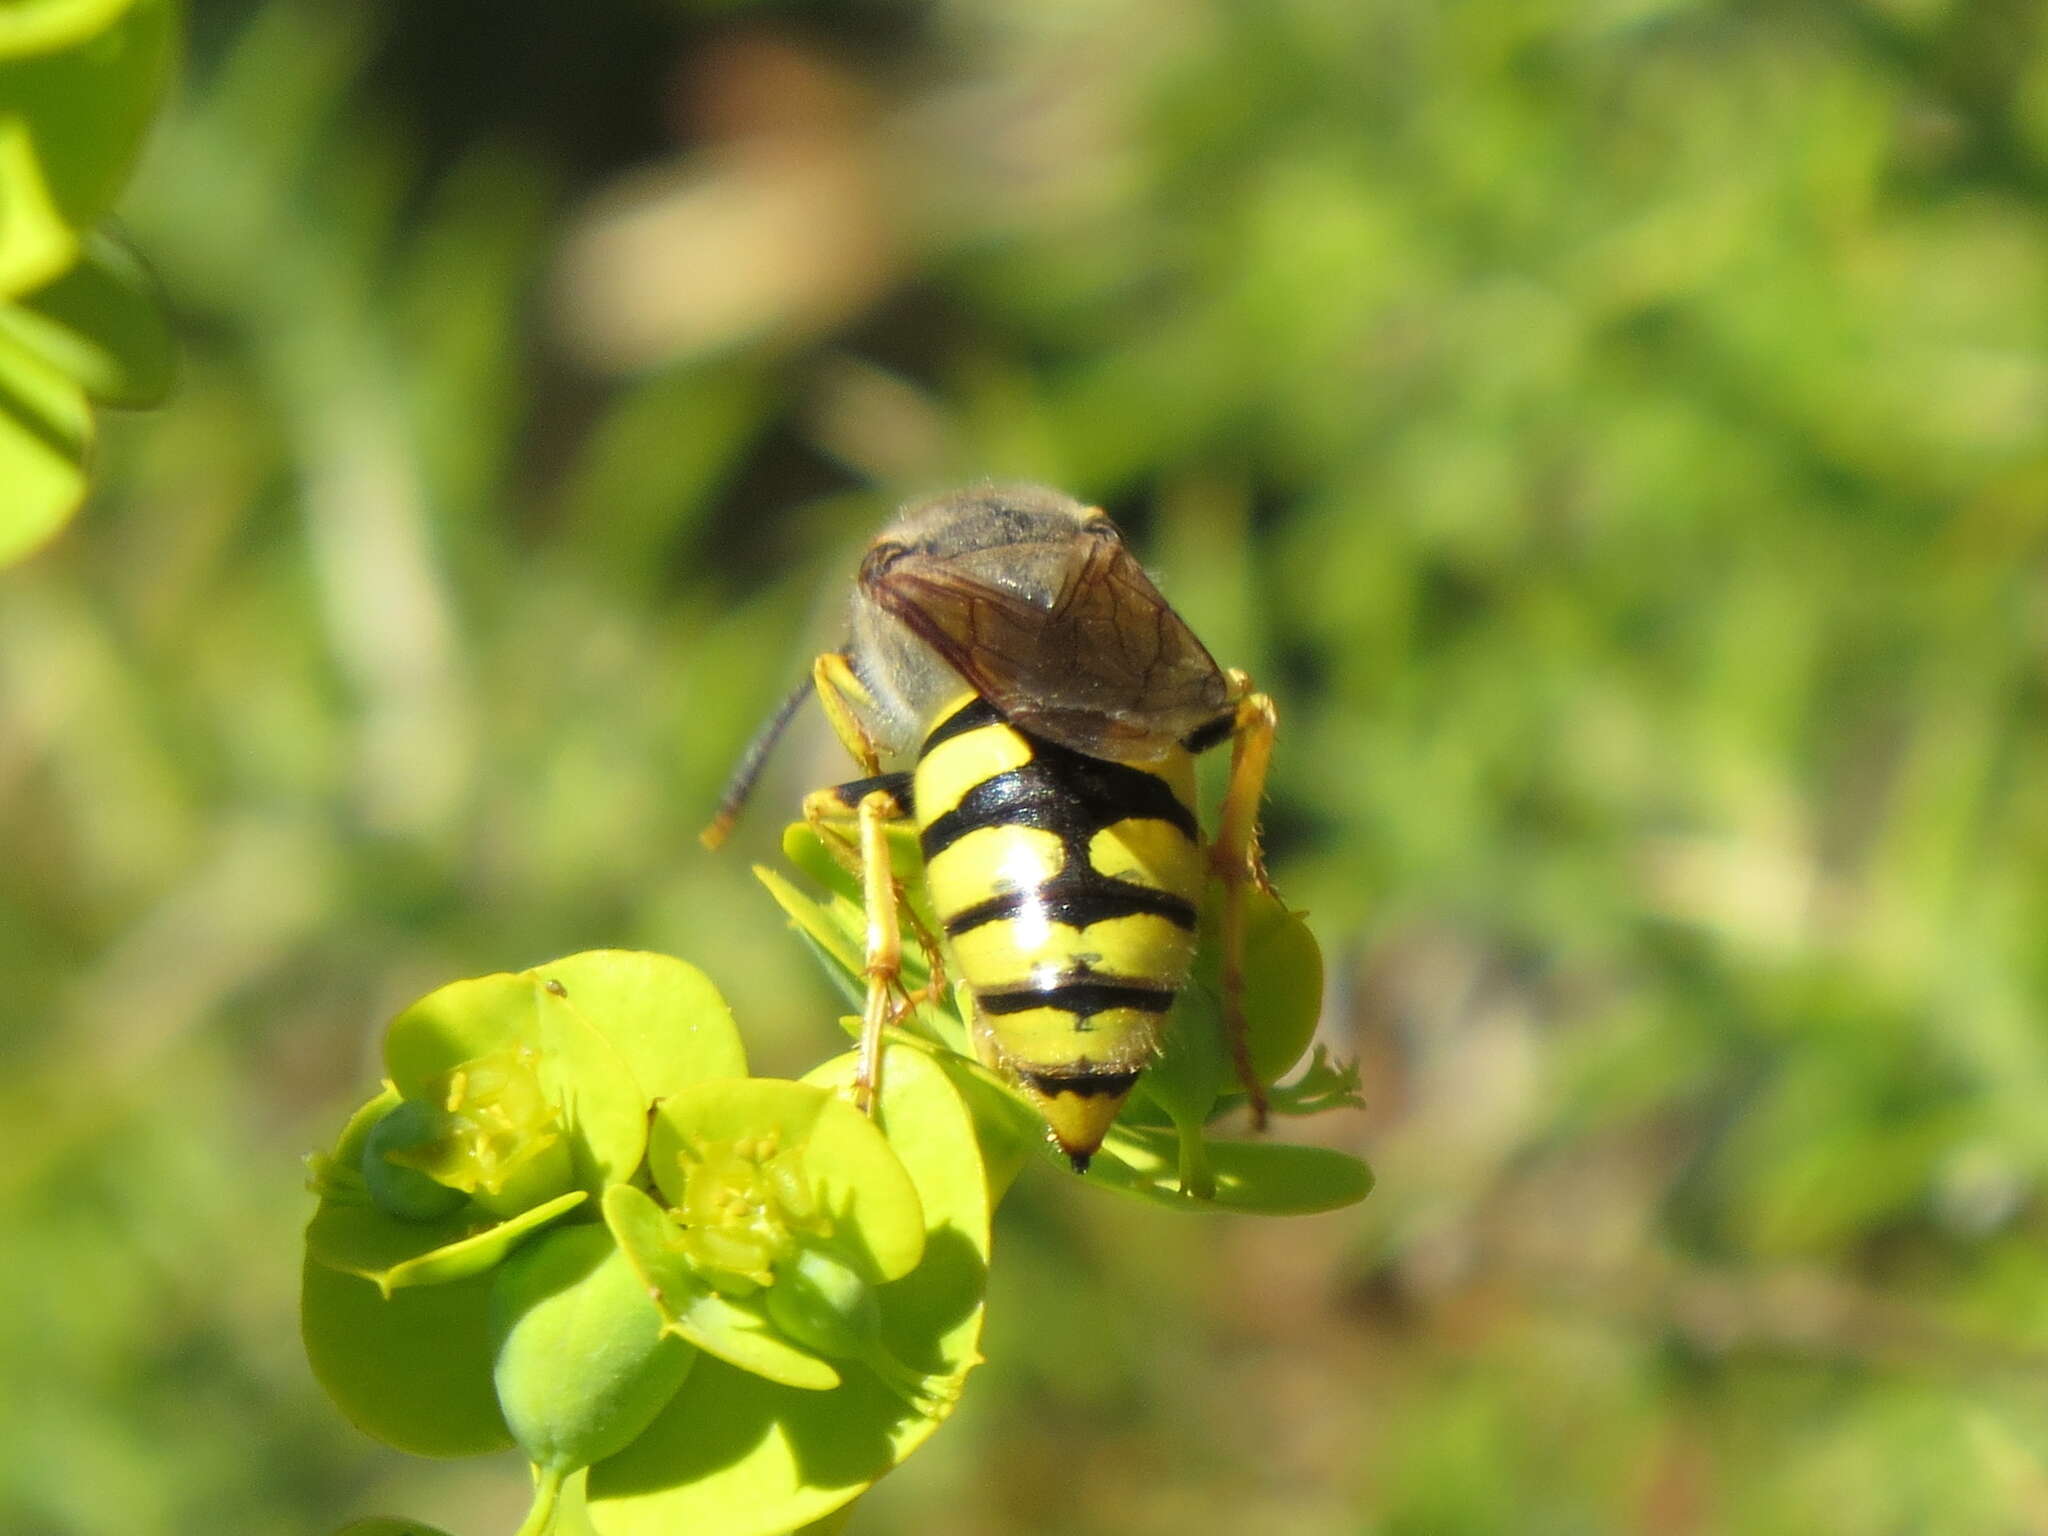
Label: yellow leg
xmin=809 ymin=653 xmax=948 ymax=1005
xmin=813 ymin=651 xmax=885 ymax=776
xmin=852 ymin=788 xmax=903 ymax=1113
xmin=893 ymin=889 xmax=948 ymax=1017
xmin=1209 ymin=671 xmax=1277 ymax=1130
xmin=803 ymin=778 xmax=947 ymax=1107
xmin=802 ymin=780 xmax=898 ymax=878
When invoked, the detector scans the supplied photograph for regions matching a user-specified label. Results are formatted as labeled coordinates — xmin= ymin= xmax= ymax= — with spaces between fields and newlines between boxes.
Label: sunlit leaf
xmin=307 ymin=1183 xmax=586 ymax=1295
xmin=0 ymin=0 xmax=176 ymax=293
xmin=0 ymin=0 xmax=135 ymax=60
xmin=0 ymin=116 xmax=73 ymax=296
xmin=301 ymin=1259 xmax=511 ymax=1459
xmin=526 ymin=949 xmax=748 ymax=1106
xmin=1085 ymin=1123 xmax=1374 ymax=1215
xmin=0 ymin=320 xmax=87 ymax=562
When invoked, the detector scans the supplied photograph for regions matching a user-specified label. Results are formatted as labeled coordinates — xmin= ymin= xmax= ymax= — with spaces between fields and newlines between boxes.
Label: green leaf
xmin=791 ymin=1505 xmax=858 ymax=1536
xmin=331 ymin=1522 xmax=458 ymax=1536
xmin=775 ymin=824 xmax=940 ymax=995
xmin=306 ymin=1183 xmax=586 ymax=1296
xmin=801 ymin=1043 xmax=989 ymax=1387
xmin=0 ymin=116 xmax=71 ymax=296
xmin=0 ymin=231 xmax=172 ymax=405
xmin=1225 ymin=886 xmax=1326 ymax=1087
xmin=588 ymin=1045 xmax=989 ymax=1536
xmin=1145 ymin=885 xmax=1326 ymax=1125
xmin=754 ymin=848 xmax=955 ymax=1051
xmin=781 ymin=820 xmax=932 ymax=922
xmin=0 ymin=0 xmax=136 ymax=61
xmin=1262 ymin=1044 xmax=1366 ymax=1118
xmin=1134 ymin=998 xmax=1228 ymax=1182
xmin=755 ymin=864 xmax=866 ymax=987
xmin=898 ymin=1038 xmax=1042 ymax=1205
xmin=490 ymin=1222 xmax=697 ymax=1475
xmin=0 ymin=0 xmax=176 ymax=293
xmin=0 ymin=319 xmax=88 ymax=563
xmin=1085 ymin=1122 xmax=1374 ymax=1214
xmin=301 ymin=1258 xmax=512 ymax=1459
xmin=526 ymin=950 xmax=747 ymax=1105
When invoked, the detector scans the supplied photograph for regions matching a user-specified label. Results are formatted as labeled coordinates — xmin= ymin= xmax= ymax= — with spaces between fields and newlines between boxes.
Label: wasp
xmin=704 ymin=484 xmax=1278 ymax=1170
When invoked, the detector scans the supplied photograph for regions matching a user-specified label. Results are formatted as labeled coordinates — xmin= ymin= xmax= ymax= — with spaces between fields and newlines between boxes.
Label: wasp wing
xmin=863 ymin=532 xmax=1230 ymax=759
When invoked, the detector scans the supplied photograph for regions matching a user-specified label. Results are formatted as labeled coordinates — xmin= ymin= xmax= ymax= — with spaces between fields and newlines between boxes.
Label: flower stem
xmin=1174 ymin=1114 xmax=1216 ymax=1201
xmin=514 ymin=1463 xmax=565 ymax=1536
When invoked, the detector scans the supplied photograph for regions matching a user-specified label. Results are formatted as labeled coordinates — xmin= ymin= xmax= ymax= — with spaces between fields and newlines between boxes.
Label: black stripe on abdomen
xmin=974 ymin=975 xmax=1178 ymax=1018
xmin=919 ymin=755 xmax=1197 ymax=862
xmin=1017 ymin=1065 xmax=1143 ymax=1099
xmin=942 ymin=874 xmax=1197 ymax=937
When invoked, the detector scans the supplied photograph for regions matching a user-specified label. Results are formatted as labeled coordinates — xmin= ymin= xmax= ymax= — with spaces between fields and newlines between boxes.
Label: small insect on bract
xmin=704 ymin=484 xmax=1280 ymax=1171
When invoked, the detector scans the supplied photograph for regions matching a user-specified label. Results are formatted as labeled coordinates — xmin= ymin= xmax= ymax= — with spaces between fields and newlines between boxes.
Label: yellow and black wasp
xmin=705 ymin=484 xmax=1279 ymax=1170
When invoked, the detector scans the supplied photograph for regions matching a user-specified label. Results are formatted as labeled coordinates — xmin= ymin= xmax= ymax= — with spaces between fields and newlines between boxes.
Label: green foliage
xmin=0 ymin=0 xmax=175 ymax=563
xmin=303 ymin=838 xmax=1360 ymax=1534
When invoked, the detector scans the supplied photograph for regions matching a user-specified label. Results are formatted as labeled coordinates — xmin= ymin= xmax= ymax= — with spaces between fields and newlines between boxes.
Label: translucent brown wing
xmin=862 ymin=530 xmax=1230 ymax=759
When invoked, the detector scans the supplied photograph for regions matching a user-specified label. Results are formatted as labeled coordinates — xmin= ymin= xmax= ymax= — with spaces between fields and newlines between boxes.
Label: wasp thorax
xmin=382 ymin=1044 xmax=573 ymax=1217
xmin=671 ymin=1132 xmax=833 ymax=1294
xmin=877 ymin=483 xmax=1101 ymax=561
xmin=859 ymin=539 xmax=910 ymax=584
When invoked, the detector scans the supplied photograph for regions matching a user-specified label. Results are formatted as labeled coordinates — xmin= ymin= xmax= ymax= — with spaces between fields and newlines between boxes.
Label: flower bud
xmin=765 ymin=1246 xmax=956 ymax=1412
xmin=490 ymin=1223 xmax=696 ymax=1475
xmin=359 ymin=1100 xmax=471 ymax=1222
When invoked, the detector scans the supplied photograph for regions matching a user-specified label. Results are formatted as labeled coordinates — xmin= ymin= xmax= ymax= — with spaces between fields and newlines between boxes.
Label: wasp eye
xmin=860 ymin=540 xmax=910 ymax=583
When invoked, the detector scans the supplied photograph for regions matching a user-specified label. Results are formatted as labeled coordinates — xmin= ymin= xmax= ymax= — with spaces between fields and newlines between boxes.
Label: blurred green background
xmin=7 ymin=0 xmax=2048 ymax=1530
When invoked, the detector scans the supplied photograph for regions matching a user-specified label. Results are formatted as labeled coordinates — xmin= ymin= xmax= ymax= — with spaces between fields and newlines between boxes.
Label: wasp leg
xmin=894 ymin=895 xmax=948 ymax=1017
xmin=851 ymin=787 xmax=908 ymax=1113
xmin=1207 ymin=670 xmax=1278 ymax=1131
xmin=800 ymin=776 xmax=946 ymax=1108
xmin=813 ymin=650 xmax=886 ymax=777
xmin=802 ymin=773 xmax=945 ymax=989
xmin=802 ymin=773 xmax=911 ymax=875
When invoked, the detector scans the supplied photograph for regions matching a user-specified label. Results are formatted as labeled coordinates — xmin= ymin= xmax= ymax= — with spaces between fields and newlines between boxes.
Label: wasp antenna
xmin=700 ymin=674 xmax=814 ymax=849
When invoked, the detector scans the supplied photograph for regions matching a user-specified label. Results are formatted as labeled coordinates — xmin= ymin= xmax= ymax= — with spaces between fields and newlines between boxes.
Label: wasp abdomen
xmin=913 ymin=692 xmax=1205 ymax=1164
